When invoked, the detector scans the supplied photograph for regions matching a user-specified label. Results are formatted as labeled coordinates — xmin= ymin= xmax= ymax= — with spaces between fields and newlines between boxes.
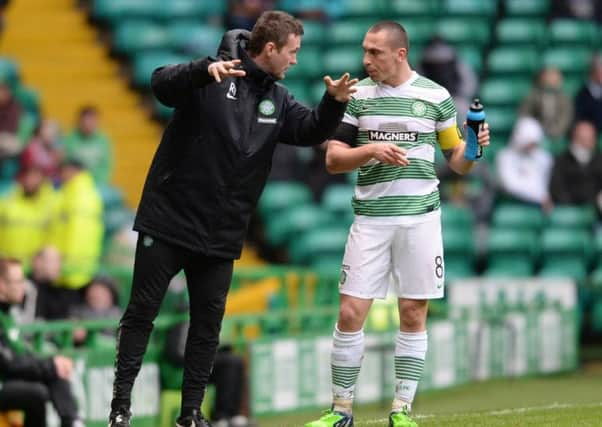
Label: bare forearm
xmin=445 ymin=141 xmax=475 ymax=175
xmin=326 ymin=143 xmax=375 ymax=174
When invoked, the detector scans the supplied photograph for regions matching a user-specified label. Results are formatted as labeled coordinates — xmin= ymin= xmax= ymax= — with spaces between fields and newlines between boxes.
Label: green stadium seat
xmin=322 ymin=184 xmax=354 ymax=216
xmin=546 ymin=205 xmax=596 ymax=230
xmin=93 ymin=0 xmax=157 ymax=24
xmin=441 ymin=203 xmax=475 ymax=233
xmin=479 ymin=78 xmax=532 ymax=108
xmin=487 ymin=47 xmax=540 ymax=76
xmin=282 ymin=79 xmax=312 ymax=105
xmin=327 ymin=19 xmax=374 ymax=45
xmin=496 ymin=18 xmax=546 ymax=46
xmin=456 ymin=46 xmax=484 ymax=74
xmin=539 ymin=228 xmax=593 ymax=276
xmin=336 ymin=0 xmax=388 ymax=18
xmin=484 ymin=228 xmax=538 ymax=277
xmin=113 ymin=21 xmax=169 ymax=56
xmin=266 ymin=204 xmax=336 ymax=246
xmin=563 ymin=76 xmax=583 ymax=97
xmin=441 ymin=0 xmax=498 ymax=17
xmin=484 ymin=107 xmax=516 ymax=138
xmin=389 ymin=0 xmax=440 ymax=17
xmin=258 ymin=181 xmax=313 ymax=218
xmin=436 ymin=19 xmax=491 ymax=46
xmin=309 ymin=81 xmax=327 ymax=106
xmin=492 ymin=203 xmax=544 ymax=231
xmin=285 ymin=46 xmax=323 ymax=79
xmin=322 ymin=48 xmax=364 ymax=78
xmin=590 ymin=299 xmax=602 ymax=333
xmin=538 ymin=259 xmax=588 ymax=281
xmin=166 ymin=23 xmax=223 ymax=56
xmin=396 ymin=19 xmax=436 ymax=46
xmin=151 ymin=0 xmax=205 ymax=21
xmin=288 ymin=226 xmax=348 ymax=265
xmin=300 ymin=20 xmax=326 ymax=46
xmin=0 ymin=58 xmax=20 ymax=87
xmin=443 ymin=227 xmax=475 ymax=274
xmin=132 ymin=51 xmax=188 ymax=87
xmin=548 ymin=19 xmax=598 ymax=46
xmin=542 ymin=47 xmax=592 ymax=76
xmin=504 ymin=0 xmax=549 ymax=16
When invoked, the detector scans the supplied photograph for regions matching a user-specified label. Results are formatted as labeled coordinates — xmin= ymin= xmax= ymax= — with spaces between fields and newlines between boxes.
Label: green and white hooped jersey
xmin=343 ymin=71 xmax=456 ymax=224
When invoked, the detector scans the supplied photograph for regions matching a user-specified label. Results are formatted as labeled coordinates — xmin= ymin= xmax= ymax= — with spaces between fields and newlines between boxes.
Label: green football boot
xmin=305 ymin=409 xmax=354 ymax=427
xmin=389 ymin=408 xmax=418 ymax=427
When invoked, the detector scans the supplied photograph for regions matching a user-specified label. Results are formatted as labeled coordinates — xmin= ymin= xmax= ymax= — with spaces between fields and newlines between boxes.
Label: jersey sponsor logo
xmin=258 ymin=99 xmax=275 ymax=116
xmin=368 ymin=130 xmax=418 ymax=142
xmin=226 ymin=82 xmax=238 ymax=100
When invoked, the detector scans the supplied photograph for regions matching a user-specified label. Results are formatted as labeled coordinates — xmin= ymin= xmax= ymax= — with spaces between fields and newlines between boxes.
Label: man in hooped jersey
xmin=306 ymin=21 xmax=489 ymax=427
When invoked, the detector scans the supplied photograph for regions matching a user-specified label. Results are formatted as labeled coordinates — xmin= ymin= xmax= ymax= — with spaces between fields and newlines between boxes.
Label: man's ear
xmin=265 ymin=41 xmax=277 ymax=56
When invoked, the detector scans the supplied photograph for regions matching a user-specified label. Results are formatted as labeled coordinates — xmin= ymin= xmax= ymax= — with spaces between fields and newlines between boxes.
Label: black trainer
xmin=175 ymin=410 xmax=212 ymax=427
xmin=108 ymin=407 xmax=131 ymax=427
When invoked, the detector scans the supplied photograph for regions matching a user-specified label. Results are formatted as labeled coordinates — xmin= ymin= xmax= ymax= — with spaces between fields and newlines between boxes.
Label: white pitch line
xmin=360 ymin=401 xmax=602 ymax=425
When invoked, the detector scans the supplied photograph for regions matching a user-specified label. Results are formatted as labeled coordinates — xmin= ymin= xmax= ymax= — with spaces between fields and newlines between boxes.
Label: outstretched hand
xmin=208 ymin=59 xmax=246 ymax=83
xmin=324 ymin=73 xmax=359 ymax=102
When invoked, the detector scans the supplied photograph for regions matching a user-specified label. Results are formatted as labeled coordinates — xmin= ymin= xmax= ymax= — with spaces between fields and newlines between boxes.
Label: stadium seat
xmin=442 ymin=227 xmax=475 ymax=275
xmin=491 ymin=203 xmax=544 ymax=231
xmin=151 ymin=0 xmax=206 ymax=21
xmin=395 ymin=19 xmax=436 ymax=46
xmin=538 ymin=259 xmax=588 ymax=281
xmin=93 ymin=0 xmax=157 ymax=23
xmin=547 ymin=19 xmax=598 ymax=46
xmin=327 ymin=19 xmax=374 ymax=45
xmin=563 ymin=76 xmax=583 ymax=97
xmin=388 ymin=0 xmax=440 ymax=17
xmin=113 ymin=21 xmax=169 ymax=56
xmin=322 ymin=183 xmax=354 ymax=216
xmin=165 ymin=22 xmax=223 ymax=56
xmin=436 ymin=19 xmax=491 ymax=46
xmin=504 ymin=0 xmax=549 ymax=17
xmin=539 ymin=228 xmax=593 ymax=277
xmin=591 ymin=299 xmax=602 ymax=333
xmin=322 ymin=47 xmax=364 ymax=78
xmin=441 ymin=203 xmax=475 ymax=233
xmin=456 ymin=46 xmax=484 ymax=74
xmin=441 ymin=0 xmax=498 ymax=17
xmin=484 ymin=107 xmax=516 ymax=139
xmin=336 ymin=0 xmax=388 ymax=18
xmin=496 ymin=18 xmax=546 ymax=46
xmin=542 ymin=47 xmax=592 ymax=76
xmin=265 ymin=204 xmax=336 ymax=246
xmin=546 ymin=205 xmax=596 ymax=231
xmin=288 ymin=226 xmax=348 ymax=265
xmin=487 ymin=47 xmax=540 ymax=76
xmin=282 ymin=79 xmax=312 ymax=105
xmin=479 ymin=78 xmax=532 ymax=108
xmin=484 ymin=228 xmax=538 ymax=277
xmin=300 ymin=20 xmax=327 ymax=46
xmin=131 ymin=51 xmax=188 ymax=87
xmin=258 ymin=181 xmax=313 ymax=218
xmin=285 ymin=46 xmax=323 ymax=79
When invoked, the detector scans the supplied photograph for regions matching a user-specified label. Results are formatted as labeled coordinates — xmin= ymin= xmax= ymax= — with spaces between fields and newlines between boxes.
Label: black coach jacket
xmin=134 ymin=32 xmax=347 ymax=259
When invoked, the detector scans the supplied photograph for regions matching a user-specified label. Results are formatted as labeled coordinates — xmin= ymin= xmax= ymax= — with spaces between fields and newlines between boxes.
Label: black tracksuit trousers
xmin=0 ymin=378 xmax=79 ymax=427
xmin=111 ymin=234 xmax=233 ymax=415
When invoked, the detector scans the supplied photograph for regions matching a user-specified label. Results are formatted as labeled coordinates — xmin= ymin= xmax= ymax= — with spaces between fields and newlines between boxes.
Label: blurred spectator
xmin=519 ymin=67 xmax=573 ymax=141
xmin=496 ymin=117 xmax=554 ymax=210
xmin=0 ymin=153 xmax=56 ymax=270
xmin=0 ymin=258 xmax=84 ymax=427
xmin=50 ymin=160 xmax=103 ymax=291
xmin=70 ymin=275 xmax=122 ymax=346
xmin=550 ymin=120 xmax=602 ymax=213
xmin=62 ymin=105 xmax=113 ymax=184
xmin=30 ymin=246 xmax=80 ymax=321
xmin=418 ymin=36 xmax=477 ymax=123
xmin=0 ymin=79 xmax=22 ymax=135
xmin=225 ymin=0 xmax=275 ymax=31
xmin=21 ymin=119 xmax=63 ymax=183
xmin=0 ymin=0 xmax=10 ymax=33
xmin=550 ymin=0 xmax=602 ymax=22
xmin=574 ymin=53 xmax=602 ymax=133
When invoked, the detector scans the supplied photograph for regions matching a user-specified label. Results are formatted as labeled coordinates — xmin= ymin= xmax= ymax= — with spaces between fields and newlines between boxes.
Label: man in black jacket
xmin=109 ymin=10 xmax=357 ymax=427
xmin=0 ymin=258 xmax=82 ymax=427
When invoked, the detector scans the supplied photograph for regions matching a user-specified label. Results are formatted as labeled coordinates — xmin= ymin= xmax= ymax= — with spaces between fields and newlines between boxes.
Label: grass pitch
xmin=256 ymin=364 xmax=602 ymax=426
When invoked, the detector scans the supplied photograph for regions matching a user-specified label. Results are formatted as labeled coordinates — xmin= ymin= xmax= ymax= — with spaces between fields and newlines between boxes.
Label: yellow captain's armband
xmin=437 ymin=125 xmax=463 ymax=150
